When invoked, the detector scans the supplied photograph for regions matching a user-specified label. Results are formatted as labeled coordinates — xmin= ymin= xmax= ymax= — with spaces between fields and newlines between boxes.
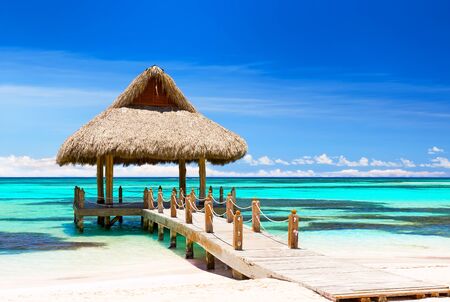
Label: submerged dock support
xmin=169 ymin=229 xmax=177 ymax=248
xmin=205 ymin=251 xmax=215 ymax=270
xmin=185 ymin=238 xmax=194 ymax=259
xmin=158 ymin=224 xmax=164 ymax=241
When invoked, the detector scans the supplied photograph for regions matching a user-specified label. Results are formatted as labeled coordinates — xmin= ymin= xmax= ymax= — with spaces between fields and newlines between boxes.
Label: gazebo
xmin=57 ymin=66 xmax=247 ymax=226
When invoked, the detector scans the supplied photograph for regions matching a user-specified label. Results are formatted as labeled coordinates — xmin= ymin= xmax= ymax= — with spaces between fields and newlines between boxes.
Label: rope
xmin=257 ymin=216 xmax=288 ymax=246
xmin=256 ymin=204 xmax=289 ymax=223
xmin=229 ymin=199 xmax=252 ymax=210
xmin=211 ymin=195 xmax=226 ymax=204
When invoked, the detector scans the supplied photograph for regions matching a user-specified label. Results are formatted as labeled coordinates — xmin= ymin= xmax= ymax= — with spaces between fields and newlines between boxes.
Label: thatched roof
xmin=57 ymin=66 xmax=247 ymax=166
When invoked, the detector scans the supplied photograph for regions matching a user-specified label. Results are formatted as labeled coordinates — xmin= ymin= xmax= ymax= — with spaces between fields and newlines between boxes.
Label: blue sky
xmin=1 ymin=0 xmax=450 ymax=176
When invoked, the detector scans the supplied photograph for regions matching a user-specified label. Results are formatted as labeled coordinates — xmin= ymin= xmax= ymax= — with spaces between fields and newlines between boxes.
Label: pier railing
xmin=73 ymin=185 xmax=299 ymax=248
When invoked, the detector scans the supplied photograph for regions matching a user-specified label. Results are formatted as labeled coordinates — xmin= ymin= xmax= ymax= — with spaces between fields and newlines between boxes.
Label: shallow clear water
xmin=1 ymin=177 xmax=450 ymax=281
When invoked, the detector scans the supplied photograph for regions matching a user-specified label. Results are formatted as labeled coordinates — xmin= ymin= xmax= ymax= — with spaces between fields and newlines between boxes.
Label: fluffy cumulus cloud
xmin=322 ymin=169 xmax=445 ymax=177
xmin=291 ymin=156 xmax=315 ymax=165
xmin=421 ymin=157 xmax=450 ymax=168
xmin=242 ymin=154 xmax=274 ymax=166
xmin=1 ymin=155 xmax=447 ymax=178
xmin=314 ymin=153 xmax=334 ymax=165
xmin=336 ymin=156 xmax=369 ymax=167
xmin=428 ymin=146 xmax=444 ymax=154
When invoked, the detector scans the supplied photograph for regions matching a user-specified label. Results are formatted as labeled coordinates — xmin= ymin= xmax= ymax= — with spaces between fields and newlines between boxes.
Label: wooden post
xmin=185 ymin=238 xmax=194 ymax=259
xmin=231 ymin=187 xmax=236 ymax=204
xmin=169 ymin=229 xmax=177 ymax=248
xmin=158 ymin=224 xmax=164 ymax=241
xmin=198 ymin=157 xmax=206 ymax=203
xmin=179 ymin=159 xmax=186 ymax=195
xmin=76 ymin=189 xmax=85 ymax=232
xmin=178 ymin=188 xmax=184 ymax=209
xmin=148 ymin=220 xmax=154 ymax=233
xmin=118 ymin=186 xmax=123 ymax=224
xmin=288 ymin=209 xmax=299 ymax=249
xmin=226 ymin=193 xmax=233 ymax=223
xmin=190 ymin=188 xmax=196 ymax=213
xmin=205 ymin=251 xmax=215 ymax=270
xmin=105 ymin=154 xmax=114 ymax=227
xmin=219 ymin=186 xmax=224 ymax=204
xmin=142 ymin=188 xmax=149 ymax=229
xmin=148 ymin=188 xmax=154 ymax=210
xmin=208 ymin=185 xmax=213 ymax=195
xmin=157 ymin=186 xmax=163 ymax=213
xmin=205 ymin=194 xmax=213 ymax=233
xmin=252 ymin=199 xmax=260 ymax=232
xmin=185 ymin=195 xmax=192 ymax=224
xmin=96 ymin=157 xmax=105 ymax=226
xmin=73 ymin=186 xmax=78 ymax=223
xmin=170 ymin=191 xmax=177 ymax=218
xmin=233 ymin=210 xmax=243 ymax=250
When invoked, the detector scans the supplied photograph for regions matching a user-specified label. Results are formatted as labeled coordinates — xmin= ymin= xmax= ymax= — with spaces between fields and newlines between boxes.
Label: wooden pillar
xmin=252 ymin=199 xmax=260 ymax=232
xmin=118 ymin=186 xmax=123 ymax=224
xmin=96 ymin=158 xmax=105 ymax=226
xmin=205 ymin=194 xmax=213 ymax=233
xmin=169 ymin=229 xmax=177 ymax=248
xmin=226 ymin=193 xmax=233 ymax=223
xmin=158 ymin=224 xmax=164 ymax=241
xmin=148 ymin=188 xmax=154 ymax=210
xmin=179 ymin=160 xmax=186 ymax=195
xmin=148 ymin=220 xmax=154 ymax=233
xmin=105 ymin=155 xmax=114 ymax=227
xmin=185 ymin=195 xmax=192 ymax=224
xmin=233 ymin=210 xmax=243 ymax=250
xmin=178 ymin=188 xmax=184 ymax=209
xmin=76 ymin=188 xmax=85 ymax=232
xmin=219 ymin=186 xmax=224 ymax=204
xmin=170 ymin=191 xmax=177 ymax=218
xmin=157 ymin=186 xmax=163 ymax=213
xmin=205 ymin=251 xmax=215 ymax=270
xmin=185 ymin=238 xmax=194 ymax=259
xmin=190 ymin=188 xmax=196 ymax=213
xmin=231 ymin=187 xmax=236 ymax=204
xmin=288 ymin=210 xmax=299 ymax=249
xmin=198 ymin=157 xmax=206 ymax=202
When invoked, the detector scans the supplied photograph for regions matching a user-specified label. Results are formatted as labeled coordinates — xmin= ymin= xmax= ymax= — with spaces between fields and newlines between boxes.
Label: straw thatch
xmin=57 ymin=66 xmax=247 ymax=166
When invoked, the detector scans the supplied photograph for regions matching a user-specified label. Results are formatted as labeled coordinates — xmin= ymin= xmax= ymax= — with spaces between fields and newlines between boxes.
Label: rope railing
xmin=74 ymin=185 xmax=300 ymax=249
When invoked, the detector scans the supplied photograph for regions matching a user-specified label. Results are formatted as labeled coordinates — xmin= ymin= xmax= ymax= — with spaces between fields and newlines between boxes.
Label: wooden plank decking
xmin=141 ymin=208 xmax=450 ymax=302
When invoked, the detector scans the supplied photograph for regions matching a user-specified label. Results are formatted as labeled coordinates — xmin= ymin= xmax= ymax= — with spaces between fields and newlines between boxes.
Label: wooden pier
xmin=73 ymin=187 xmax=450 ymax=302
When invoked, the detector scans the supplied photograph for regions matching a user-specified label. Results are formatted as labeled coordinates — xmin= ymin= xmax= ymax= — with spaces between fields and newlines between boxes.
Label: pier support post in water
xmin=158 ymin=224 xmax=164 ymax=241
xmin=170 ymin=191 xmax=177 ymax=218
xmin=288 ymin=209 xmax=299 ymax=249
xmin=252 ymin=199 xmax=260 ymax=232
xmin=76 ymin=188 xmax=85 ymax=232
xmin=96 ymin=157 xmax=105 ymax=226
xmin=233 ymin=211 xmax=243 ymax=250
xmin=169 ymin=229 xmax=177 ymax=248
xmin=226 ymin=193 xmax=233 ymax=223
xmin=205 ymin=194 xmax=213 ymax=233
xmin=148 ymin=220 xmax=154 ymax=233
xmin=143 ymin=188 xmax=149 ymax=228
xmin=198 ymin=157 xmax=206 ymax=203
xmin=185 ymin=238 xmax=194 ymax=259
xmin=157 ymin=186 xmax=163 ymax=213
xmin=205 ymin=251 xmax=215 ymax=270
xmin=118 ymin=186 xmax=123 ymax=224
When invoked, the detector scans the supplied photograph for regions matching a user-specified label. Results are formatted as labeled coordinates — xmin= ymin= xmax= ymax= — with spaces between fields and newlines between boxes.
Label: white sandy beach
xmin=1 ymin=233 xmax=449 ymax=302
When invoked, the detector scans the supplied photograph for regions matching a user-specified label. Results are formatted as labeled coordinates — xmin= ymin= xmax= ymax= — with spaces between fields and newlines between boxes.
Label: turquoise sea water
xmin=1 ymin=177 xmax=450 ymax=255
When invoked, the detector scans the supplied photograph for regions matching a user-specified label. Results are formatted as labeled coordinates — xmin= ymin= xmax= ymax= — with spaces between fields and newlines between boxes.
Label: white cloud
xmin=336 ymin=156 xmax=369 ymax=167
xmin=322 ymin=169 xmax=445 ymax=177
xmin=274 ymin=159 xmax=290 ymax=165
xmin=369 ymin=159 xmax=401 ymax=167
xmin=242 ymin=154 xmax=274 ymax=166
xmin=428 ymin=146 xmax=444 ymax=154
xmin=421 ymin=157 xmax=450 ymax=168
xmin=314 ymin=153 xmax=334 ymax=165
xmin=291 ymin=156 xmax=315 ymax=165
xmin=400 ymin=158 xmax=416 ymax=168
